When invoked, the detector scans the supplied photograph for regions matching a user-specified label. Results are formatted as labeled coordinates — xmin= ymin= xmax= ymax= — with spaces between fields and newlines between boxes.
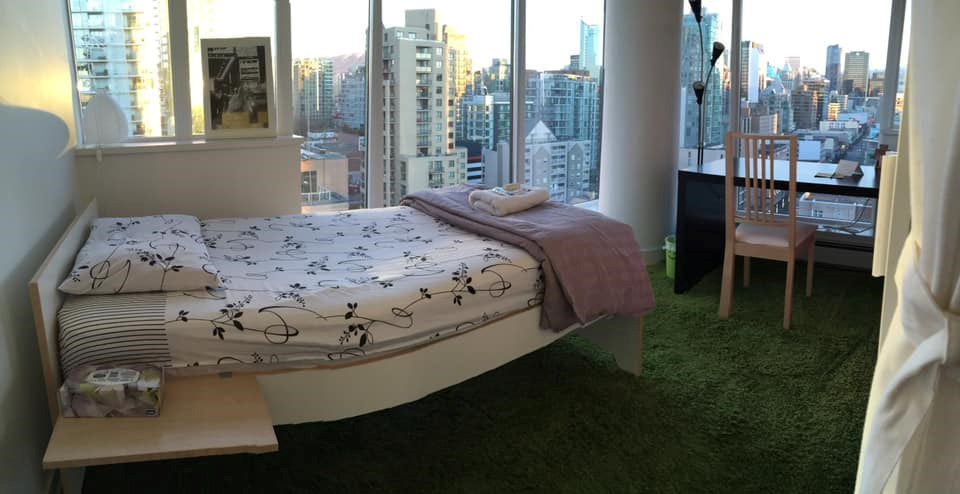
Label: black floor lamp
xmin=688 ymin=0 xmax=725 ymax=167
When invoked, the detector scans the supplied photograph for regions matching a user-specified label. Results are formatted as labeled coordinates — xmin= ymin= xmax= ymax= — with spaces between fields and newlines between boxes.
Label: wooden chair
xmin=718 ymin=133 xmax=816 ymax=330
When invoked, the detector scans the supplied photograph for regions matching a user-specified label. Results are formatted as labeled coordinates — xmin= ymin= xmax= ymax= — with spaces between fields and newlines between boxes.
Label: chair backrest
xmin=724 ymin=133 xmax=799 ymax=243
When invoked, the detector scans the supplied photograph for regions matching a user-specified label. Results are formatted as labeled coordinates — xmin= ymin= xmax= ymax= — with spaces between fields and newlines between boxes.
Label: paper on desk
xmin=815 ymin=160 xmax=863 ymax=179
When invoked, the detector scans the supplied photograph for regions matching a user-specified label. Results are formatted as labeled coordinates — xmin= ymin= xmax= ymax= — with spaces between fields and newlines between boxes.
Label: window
xmin=69 ymin=0 xmax=175 ymax=138
xmin=291 ymin=0 xmax=367 ymax=211
xmin=737 ymin=0 xmax=905 ymax=240
xmin=526 ymin=0 xmax=604 ymax=205
xmin=66 ymin=1 xmax=609 ymax=211
xmin=740 ymin=0 xmax=904 ymax=165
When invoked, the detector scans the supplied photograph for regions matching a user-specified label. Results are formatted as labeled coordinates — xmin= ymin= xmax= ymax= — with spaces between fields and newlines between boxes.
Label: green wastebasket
xmin=664 ymin=235 xmax=676 ymax=279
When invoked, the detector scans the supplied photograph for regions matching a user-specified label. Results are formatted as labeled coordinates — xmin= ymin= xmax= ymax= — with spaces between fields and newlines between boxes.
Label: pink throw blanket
xmin=402 ymin=185 xmax=655 ymax=330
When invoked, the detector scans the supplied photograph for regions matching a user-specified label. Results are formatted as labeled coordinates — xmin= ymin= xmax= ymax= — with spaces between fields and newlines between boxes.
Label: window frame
xmin=66 ymin=0 xmax=293 ymax=144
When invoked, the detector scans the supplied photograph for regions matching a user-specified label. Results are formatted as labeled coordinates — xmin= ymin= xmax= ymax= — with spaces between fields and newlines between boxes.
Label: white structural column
xmin=599 ymin=0 xmax=683 ymax=261
xmin=274 ymin=0 xmax=293 ymax=137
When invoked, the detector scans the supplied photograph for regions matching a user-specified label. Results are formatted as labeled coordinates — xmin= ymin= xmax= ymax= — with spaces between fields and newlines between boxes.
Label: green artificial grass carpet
xmin=83 ymin=259 xmax=882 ymax=493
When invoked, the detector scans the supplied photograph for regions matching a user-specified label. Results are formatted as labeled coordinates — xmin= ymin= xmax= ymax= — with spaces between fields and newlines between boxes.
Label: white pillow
xmin=59 ymin=215 xmax=222 ymax=295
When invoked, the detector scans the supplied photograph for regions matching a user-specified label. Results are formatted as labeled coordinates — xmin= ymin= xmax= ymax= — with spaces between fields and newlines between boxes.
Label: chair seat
xmin=735 ymin=222 xmax=817 ymax=248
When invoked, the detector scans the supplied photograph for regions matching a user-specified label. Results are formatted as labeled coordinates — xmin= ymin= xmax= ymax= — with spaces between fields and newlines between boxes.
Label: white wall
xmin=75 ymin=140 xmax=302 ymax=219
xmin=0 ymin=0 xmax=78 ymax=491
xmin=599 ymin=0 xmax=683 ymax=261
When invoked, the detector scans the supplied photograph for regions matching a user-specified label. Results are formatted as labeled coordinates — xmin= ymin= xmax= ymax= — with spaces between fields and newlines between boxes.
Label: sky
xmin=704 ymin=0 xmax=908 ymax=73
xmin=290 ymin=0 xmax=604 ymax=71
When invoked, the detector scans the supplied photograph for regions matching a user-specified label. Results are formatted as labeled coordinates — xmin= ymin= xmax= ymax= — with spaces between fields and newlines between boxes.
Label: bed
xmin=59 ymin=206 xmax=547 ymax=374
xmin=31 ymin=199 xmax=648 ymax=491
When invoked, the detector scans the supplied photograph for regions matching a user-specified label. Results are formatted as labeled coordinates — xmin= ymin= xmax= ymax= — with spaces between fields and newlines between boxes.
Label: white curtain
xmin=856 ymin=0 xmax=960 ymax=492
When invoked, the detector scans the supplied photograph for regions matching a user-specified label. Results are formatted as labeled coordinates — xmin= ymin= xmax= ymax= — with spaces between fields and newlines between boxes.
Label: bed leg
xmin=58 ymin=467 xmax=84 ymax=494
xmin=577 ymin=317 xmax=644 ymax=376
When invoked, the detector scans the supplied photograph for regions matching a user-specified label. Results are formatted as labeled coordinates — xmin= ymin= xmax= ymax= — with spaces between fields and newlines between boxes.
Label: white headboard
xmin=29 ymin=199 xmax=99 ymax=424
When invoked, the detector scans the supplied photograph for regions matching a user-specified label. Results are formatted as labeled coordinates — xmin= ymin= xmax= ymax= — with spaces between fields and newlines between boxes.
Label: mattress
xmin=59 ymin=207 xmax=543 ymax=375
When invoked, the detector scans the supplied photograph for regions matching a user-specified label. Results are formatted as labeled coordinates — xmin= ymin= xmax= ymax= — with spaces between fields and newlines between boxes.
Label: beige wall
xmin=301 ymin=156 xmax=349 ymax=197
xmin=0 ymin=0 xmax=78 ymax=491
xmin=300 ymin=156 xmax=350 ymax=213
xmin=75 ymin=140 xmax=303 ymax=219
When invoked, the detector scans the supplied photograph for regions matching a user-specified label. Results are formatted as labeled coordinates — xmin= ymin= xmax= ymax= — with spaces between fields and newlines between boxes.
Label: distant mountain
xmin=328 ymin=53 xmax=365 ymax=74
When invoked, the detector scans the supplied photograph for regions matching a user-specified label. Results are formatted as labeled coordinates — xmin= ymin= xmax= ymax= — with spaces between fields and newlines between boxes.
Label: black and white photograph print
xmin=201 ymin=37 xmax=276 ymax=138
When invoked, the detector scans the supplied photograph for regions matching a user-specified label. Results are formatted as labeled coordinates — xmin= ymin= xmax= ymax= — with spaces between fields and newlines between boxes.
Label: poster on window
xmin=201 ymin=37 xmax=276 ymax=138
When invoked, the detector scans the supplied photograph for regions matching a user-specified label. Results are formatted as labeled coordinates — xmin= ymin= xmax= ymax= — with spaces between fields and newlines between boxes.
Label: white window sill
xmin=573 ymin=199 xmax=600 ymax=212
xmin=75 ymin=135 xmax=305 ymax=157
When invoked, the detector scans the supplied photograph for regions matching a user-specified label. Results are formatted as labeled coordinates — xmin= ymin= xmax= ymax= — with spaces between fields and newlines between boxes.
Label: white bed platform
xmin=30 ymin=200 xmax=644 ymax=493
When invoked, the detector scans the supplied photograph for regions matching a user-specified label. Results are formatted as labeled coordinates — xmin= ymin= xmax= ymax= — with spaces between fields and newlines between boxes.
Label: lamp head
xmin=711 ymin=42 xmax=726 ymax=66
xmin=693 ymin=81 xmax=705 ymax=105
xmin=688 ymin=0 xmax=703 ymax=23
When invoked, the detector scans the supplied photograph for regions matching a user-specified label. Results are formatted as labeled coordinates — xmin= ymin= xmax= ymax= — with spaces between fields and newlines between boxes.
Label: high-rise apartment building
xmin=459 ymin=92 xmax=512 ymax=151
xmin=785 ymin=56 xmax=801 ymax=73
xmin=791 ymin=79 xmax=828 ymax=130
xmin=740 ymin=112 xmax=778 ymax=135
xmin=460 ymin=94 xmax=495 ymax=149
xmin=526 ymin=69 xmax=600 ymax=193
xmin=680 ymin=10 xmax=725 ymax=148
xmin=71 ymin=0 xmax=173 ymax=137
xmin=842 ymin=51 xmax=869 ymax=96
xmin=336 ymin=65 xmax=366 ymax=131
xmin=759 ymin=79 xmax=794 ymax=133
xmin=740 ymin=41 xmax=766 ymax=103
xmin=524 ymin=121 xmax=592 ymax=203
xmin=383 ymin=10 xmax=467 ymax=205
xmin=444 ymin=26 xmax=472 ymax=145
xmin=825 ymin=44 xmax=842 ymax=92
xmin=293 ymin=58 xmax=335 ymax=135
xmin=579 ymin=20 xmax=600 ymax=80
xmin=468 ymin=58 xmax=511 ymax=95
xmin=867 ymin=72 xmax=885 ymax=97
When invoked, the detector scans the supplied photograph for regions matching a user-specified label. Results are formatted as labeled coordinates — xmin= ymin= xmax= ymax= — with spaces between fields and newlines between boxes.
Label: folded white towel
xmin=468 ymin=187 xmax=549 ymax=216
xmin=471 ymin=199 xmax=498 ymax=216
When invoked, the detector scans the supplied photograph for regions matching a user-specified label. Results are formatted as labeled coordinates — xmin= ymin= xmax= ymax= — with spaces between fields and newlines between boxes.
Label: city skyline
xmin=290 ymin=0 xmax=603 ymax=71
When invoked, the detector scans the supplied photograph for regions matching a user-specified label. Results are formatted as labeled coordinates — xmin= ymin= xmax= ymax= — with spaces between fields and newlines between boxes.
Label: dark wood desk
xmin=674 ymin=159 xmax=880 ymax=294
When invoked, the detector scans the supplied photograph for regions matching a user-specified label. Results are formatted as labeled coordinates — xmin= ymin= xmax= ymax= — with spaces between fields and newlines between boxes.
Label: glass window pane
xmin=738 ymin=0 xmax=897 ymax=242
xmin=679 ymin=1 xmax=732 ymax=168
xmin=741 ymin=0 xmax=894 ymax=166
xmin=382 ymin=2 xmax=512 ymax=206
xmin=526 ymin=0 xmax=603 ymax=206
xmin=70 ymin=0 xmax=174 ymax=138
xmin=291 ymin=0 xmax=367 ymax=211
xmin=187 ymin=0 xmax=275 ymax=135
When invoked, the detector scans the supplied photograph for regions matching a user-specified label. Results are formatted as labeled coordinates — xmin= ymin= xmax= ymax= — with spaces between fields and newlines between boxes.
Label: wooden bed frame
xmin=30 ymin=200 xmax=644 ymax=492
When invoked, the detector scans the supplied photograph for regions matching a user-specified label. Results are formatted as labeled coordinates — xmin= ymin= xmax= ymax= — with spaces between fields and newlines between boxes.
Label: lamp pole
xmin=688 ymin=0 xmax=724 ymax=167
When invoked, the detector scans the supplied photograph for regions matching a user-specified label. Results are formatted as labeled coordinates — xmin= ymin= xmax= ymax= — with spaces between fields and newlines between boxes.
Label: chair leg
xmin=719 ymin=249 xmax=735 ymax=319
xmin=806 ymin=240 xmax=815 ymax=297
xmin=743 ymin=256 xmax=751 ymax=288
xmin=784 ymin=258 xmax=795 ymax=330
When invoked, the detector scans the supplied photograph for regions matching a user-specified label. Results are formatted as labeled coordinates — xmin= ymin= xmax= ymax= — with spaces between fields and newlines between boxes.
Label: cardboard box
xmin=59 ymin=364 xmax=164 ymax=417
